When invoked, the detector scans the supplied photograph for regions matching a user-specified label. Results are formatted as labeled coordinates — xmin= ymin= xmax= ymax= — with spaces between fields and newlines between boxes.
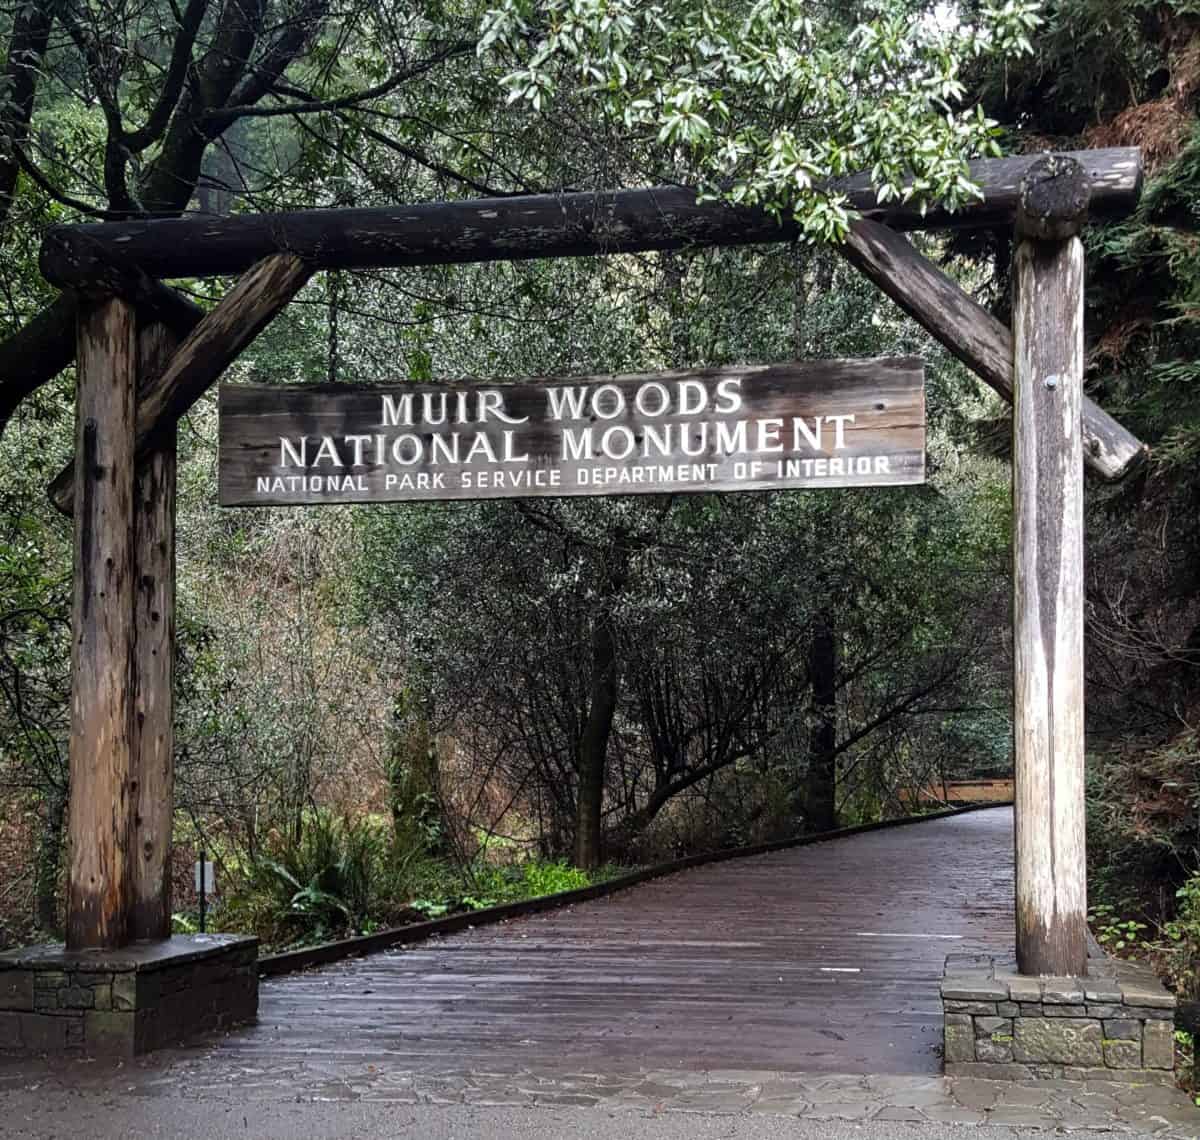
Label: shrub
xmin=222 ymin=810 xmax=392 ymax=946
xmin=1164 ymin=877 xmax=1200 ymax=999
xmin=1086 ymin=730 xmax=1199 ymax=923
xmin=519 ymin=859 xmax=590 ymax=898
xmin=219 ymin=812 xmax=632 ymax=948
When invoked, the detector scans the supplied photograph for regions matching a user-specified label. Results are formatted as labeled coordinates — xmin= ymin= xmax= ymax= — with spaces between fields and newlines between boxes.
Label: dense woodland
xmin=0 ymin=0 xmax=1196 ymax=999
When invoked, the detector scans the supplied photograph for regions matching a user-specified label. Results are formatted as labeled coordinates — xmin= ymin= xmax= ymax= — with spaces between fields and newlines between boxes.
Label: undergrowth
xmin=175 ymin=810 xmax=632 ymax=951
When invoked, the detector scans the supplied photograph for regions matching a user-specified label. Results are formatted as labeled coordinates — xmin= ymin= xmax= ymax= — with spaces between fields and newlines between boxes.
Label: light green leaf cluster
xmin=478 ymin=0 xmax=1040 ymax=239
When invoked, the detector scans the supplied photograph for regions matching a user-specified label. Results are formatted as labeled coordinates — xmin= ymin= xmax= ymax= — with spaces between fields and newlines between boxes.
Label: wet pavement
xmin=1 ymin=1055 xmax=1198 ymax=1136
xmin=233 ymin=809 xmax=1019 ymax=1076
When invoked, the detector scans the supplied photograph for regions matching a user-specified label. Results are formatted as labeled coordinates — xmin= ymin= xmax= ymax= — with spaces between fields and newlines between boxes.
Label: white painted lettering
xmin=601 ymin=425 xmax=636 ymax=460
xmin=390 ymin=434 xmax=423 ymax=465
xmin=465 ymin=433 xmax=498 ymax=462
xmin=547 ymin=386 xmax=588 ymax=420
xmin=715 ymin=420 xmax=747 ymax=455
xmin=502 ymin=431 xmax=529 ymax=463
xmin=677 ymin=379 xmax=707 ymax=416
xmin=478 ymin=390 xmax=528 ymax=425
xmin=313 ymin=437 xmax=344 ymax=467
xmin=826 ymin=413 xmax=855 ymax=449
xmin=634 ymin=381 xmax=671 ymax=417
xmin=430 ymin=434 xmax=460 ymax=464
xmin=793 ymin=416 xmax=823 ymax=451
xmin=279 ymin=437 xmax=306 ymax=467
xmin=757 ymin=418 xmax=784 ymax=453
xmin=381 ymin=394 xmax=413 ymax=426
xmin=562 ymin=427 xmax=593 ymax=461
xmin=590 ymin=384 xmax=625 ymax=420
xmin=714 ymin=377 xmax=743 ymax=414
xmin=344 ymin=434 xmax=371 ymax=466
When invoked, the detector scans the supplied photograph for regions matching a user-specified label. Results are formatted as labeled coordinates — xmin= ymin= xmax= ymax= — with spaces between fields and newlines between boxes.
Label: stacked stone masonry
xmin=0 ymin=934 xmax=257 ymax=1057
xmin=942 ymin=952 xmax=1177 ymax=1083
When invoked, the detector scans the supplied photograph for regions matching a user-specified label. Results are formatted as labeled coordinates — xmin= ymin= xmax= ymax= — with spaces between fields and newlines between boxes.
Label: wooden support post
xmin=66 ymin=295 xmax=138 ymax=950
xmin=1012 ymin=156 xmax=1090 ymax=977
xmin=130 ymin=322 xmax=179 ymax=941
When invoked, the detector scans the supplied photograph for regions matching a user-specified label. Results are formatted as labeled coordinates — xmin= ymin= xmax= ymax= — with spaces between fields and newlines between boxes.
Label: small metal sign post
xmin=194 ymin=852 xmax=216 ymax=933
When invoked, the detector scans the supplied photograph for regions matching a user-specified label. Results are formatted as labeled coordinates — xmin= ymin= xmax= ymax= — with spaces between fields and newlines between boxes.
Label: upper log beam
xmin=39 ymin=148 xmax=1142 ymax=284
xmin=56 ymin=232 xmax=208 ymax=335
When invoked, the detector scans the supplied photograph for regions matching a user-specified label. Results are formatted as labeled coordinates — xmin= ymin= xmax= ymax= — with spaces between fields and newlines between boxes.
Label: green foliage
xmin=480 ymin=0 xmax=1039 ymax=238
xmin=220 ymin=807 xmax=620 ymax=947
xmin=223 ymin=811 xmax=388 ymax=944
xmin=489 ymin=859 xmax=592 ymax=907
xmin=1087 ymin=122 xmax=1200 ymax=470
xmin=413 ymin=858 xmax=595 ymax=917
xmin=514 ymin=858 xmax=591 ymax=897
xmin=1088 ymin=903 xmax=1150 ymax=952
xmin=452 ymin=858 xmax=604 ymax=911
xmin=1164 ymin=877 xmax=1200 ymax=997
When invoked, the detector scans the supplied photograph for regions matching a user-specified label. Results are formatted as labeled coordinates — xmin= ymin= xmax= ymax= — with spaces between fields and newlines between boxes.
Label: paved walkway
xmin=2 ymin=808 xmax=1198 ymax=1135
xmin=238 ymin=808 xmax=1018 ymax=1076
xmin=1 ymin=1064 xmax=1198 ymax=1137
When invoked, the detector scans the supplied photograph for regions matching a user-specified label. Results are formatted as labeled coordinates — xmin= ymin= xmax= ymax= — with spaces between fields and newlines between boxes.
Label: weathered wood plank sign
xmin=218 ymin=358 xmax=924 ymax=506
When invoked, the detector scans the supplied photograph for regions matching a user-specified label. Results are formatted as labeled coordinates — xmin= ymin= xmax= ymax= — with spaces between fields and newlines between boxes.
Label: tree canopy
xmin=481 ymin=0 xmax=1039 ymax=236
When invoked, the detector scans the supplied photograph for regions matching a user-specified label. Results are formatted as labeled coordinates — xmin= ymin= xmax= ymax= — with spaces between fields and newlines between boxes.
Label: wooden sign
xmin=218 ymin=358 xmax=924 ymax=506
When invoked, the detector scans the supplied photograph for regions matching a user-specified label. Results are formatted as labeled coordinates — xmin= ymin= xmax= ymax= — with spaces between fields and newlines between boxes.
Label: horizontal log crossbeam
xmin=39 ymin=148 xmax=1142 ymax=284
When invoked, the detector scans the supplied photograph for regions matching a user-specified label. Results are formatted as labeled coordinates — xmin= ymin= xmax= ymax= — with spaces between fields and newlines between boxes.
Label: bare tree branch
xmin=0 ymin=1 xmax=58 ymax=227
xmin=122 ymin=0 xmax=212 ymax=153
xmin=204 ymin=41 xmax=473 ymax=124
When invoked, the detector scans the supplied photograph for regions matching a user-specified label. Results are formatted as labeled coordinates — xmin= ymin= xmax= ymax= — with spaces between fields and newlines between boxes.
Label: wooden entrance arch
xmin=31 ymin=147 xmax=1145 ymax=979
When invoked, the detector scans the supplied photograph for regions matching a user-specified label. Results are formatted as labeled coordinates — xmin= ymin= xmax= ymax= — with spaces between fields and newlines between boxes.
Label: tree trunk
xmin=575 ymin=605 xmax=618 ymax=870
xmin=804 ymin=616 xmax=839 ymax=832
xmin=0 ymin=3 xmax=56 ymax=227
xmin=794 ymin=252 xmax=840 ymax=833
xmin=35 ymin=785 xmax=66 ymax=934
xmin=574 ymin=546 xmax=631 ymax=871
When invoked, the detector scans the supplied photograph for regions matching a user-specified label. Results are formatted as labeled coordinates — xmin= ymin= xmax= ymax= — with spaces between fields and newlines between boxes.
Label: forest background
xmin=0 ymin=0 xmax=1196 ymax=1010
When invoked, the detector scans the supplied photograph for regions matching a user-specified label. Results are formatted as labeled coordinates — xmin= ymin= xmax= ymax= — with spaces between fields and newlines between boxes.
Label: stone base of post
xmin=0 ymin=934 xmax=257 ymax=1056
xmin=941 ymin=952 xmax=1176 ymax=1083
